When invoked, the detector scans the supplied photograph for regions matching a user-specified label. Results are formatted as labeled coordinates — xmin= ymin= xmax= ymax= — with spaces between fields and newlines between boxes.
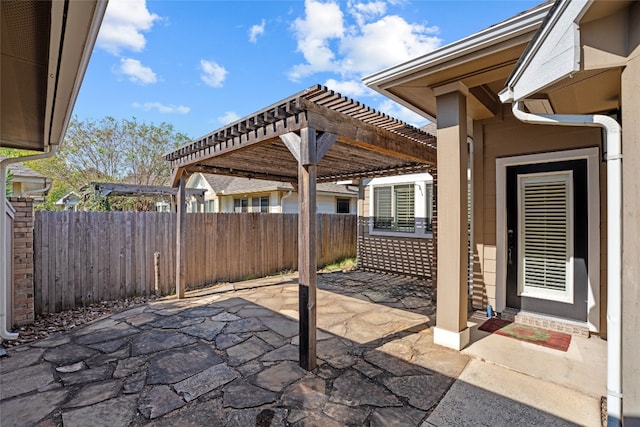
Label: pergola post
xmin=281 ymin=128 xmax=336 ymax=371
xmin=175 ymin=174 xmax=186 ymax=299
xmin=298 ymin=155 xmax=317 ymax=370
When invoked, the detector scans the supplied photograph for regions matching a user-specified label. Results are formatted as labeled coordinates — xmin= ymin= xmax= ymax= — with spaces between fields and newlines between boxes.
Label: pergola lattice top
xmin=165 ymin=84 xmax=436 ymax=185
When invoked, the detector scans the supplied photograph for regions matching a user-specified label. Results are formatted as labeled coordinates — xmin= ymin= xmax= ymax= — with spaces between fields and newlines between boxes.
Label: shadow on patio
xmin=0 ymin=271 xmax=601 ymax=426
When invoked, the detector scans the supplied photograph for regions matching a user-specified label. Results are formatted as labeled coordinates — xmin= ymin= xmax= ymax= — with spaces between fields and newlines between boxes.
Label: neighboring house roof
xmin=54 ymin=191 xmax=80 ymax=206
xmin=420 ymin=123 xmax=437 ymax=137
xmin=0 ymin=156 xmax=48 ymax=180
xmin=197 ymin=174 xmax=358 ymax=197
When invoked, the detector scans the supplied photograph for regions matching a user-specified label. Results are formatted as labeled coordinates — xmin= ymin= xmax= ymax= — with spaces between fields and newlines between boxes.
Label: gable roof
xmin=197 ymin=174 xmax=357 ymax=197
xmin=363 ymin=1 xmax=553 ymax=120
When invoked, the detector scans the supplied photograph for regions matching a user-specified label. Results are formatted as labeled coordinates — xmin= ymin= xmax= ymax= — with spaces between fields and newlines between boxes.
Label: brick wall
xmin=8 ymin=197 xmax=34 ymax=326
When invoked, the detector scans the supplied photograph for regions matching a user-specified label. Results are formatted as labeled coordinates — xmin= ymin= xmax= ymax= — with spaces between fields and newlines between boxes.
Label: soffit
xmin=165 ymin=85 xmax=437 ymax=185
xmin=0 ymin=0 xmax=50 ymax=151
xmin=0 ymin=0 xmax=106 ymax=152
xmin=382 ymin=41 xmax=530 ymax=120
xmin=545 ymin=68 xmax=622 ymax=114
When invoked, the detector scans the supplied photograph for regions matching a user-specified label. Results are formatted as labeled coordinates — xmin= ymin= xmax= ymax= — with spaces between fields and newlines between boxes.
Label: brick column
xmin=8 ymin=197 xmax=34 ymax=326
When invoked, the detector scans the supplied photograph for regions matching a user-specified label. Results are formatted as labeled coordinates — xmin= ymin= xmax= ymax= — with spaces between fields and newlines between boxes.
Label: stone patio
xmin=0 ymin=271 xmax=471 ymax=426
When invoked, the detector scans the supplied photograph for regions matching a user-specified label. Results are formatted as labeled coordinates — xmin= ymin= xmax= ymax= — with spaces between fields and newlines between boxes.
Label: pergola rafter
xmin=164 ymin=84 xmax=437 ymax=371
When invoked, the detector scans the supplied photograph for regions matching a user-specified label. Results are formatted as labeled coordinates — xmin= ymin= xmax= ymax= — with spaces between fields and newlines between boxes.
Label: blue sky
xmin=72 ymin=0 xmax=542 ymax=140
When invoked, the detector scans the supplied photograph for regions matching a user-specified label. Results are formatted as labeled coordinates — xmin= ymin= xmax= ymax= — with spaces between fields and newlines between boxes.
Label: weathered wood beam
xmin=185 ymin=164 xmax=298 ymax=183
xmin=300 ymin=99 xmax=436 ymax=165
xmin=298 ymin=127 xmax=317 ymax=371
xmin=175 ymin=175 xmax=186 ymax=299
xmin=281 ymin=129 xmax=337 ymax=166
xmin=172 ymin=115 xmax=308 ymax=171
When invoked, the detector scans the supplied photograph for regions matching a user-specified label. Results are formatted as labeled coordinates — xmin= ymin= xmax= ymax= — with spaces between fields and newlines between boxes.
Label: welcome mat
xmin=478 ymin=318 xmax=572 ymax=352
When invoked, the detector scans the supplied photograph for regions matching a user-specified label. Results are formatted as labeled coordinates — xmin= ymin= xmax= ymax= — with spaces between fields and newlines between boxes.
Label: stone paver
xmin=174 ymin=363 xmax=237 ymax=401
xmin=0 ymin=271 xmax=469 ymax=426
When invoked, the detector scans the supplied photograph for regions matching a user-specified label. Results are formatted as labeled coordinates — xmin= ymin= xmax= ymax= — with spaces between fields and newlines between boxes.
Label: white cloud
xmin=217 ymin=111 xmax=241 ymax=125
xmin=288 ymin=0 xmax=441 ymax=80
xmin=340 ymin=15 xmax=440 ymax=75
xmin=323 ymin=79 xmax=370 ymax=97
xmin=133 ymin=102 xmax=190 ymax=114
xmin=200 ymin=60 xmax=228 ymax=88
xmin=289 ymin=0 xmax=345 ymax=81
xmin=118 ymin=58 xmax=157 ymax=84
xmin=377 ymin=99 xmax=428 ymax=127
xmin=249 ymin=19 xmax=266 ymax=43
xmin=97 ymin=0 xmax=160 ymax=55
xmin=347 ymin=1 xmax=387 ymax=26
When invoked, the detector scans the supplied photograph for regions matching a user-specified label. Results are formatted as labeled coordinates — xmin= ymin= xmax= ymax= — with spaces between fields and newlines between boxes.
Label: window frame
xmin=369 ymin=178 xmax=433 ymax=239
xmin=336 ymin=197 xmax=351 ymax=214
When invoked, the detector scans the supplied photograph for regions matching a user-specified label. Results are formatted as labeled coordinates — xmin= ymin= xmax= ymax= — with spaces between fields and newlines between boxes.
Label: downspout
xmin=510 ymin=100 xmax=622 ymax=427
xmin=0 ymin=146 xmax=59 ymax=340
xmin=281 ymin=190 xmax=294 ymax=213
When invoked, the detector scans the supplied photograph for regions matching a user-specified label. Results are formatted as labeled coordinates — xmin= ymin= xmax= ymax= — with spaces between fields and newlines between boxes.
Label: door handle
xmin=507 ymin=229 xmax=514 ymax=265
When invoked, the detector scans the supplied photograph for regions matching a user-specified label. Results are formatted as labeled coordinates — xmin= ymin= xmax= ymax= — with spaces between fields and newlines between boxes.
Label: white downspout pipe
xmin=0 ymin=146 xmax=59 ymax=340
xmin=511 ymin=100 xmax=622 ymax=426
xmin=281 ymin=190 xmax=294 ymax=213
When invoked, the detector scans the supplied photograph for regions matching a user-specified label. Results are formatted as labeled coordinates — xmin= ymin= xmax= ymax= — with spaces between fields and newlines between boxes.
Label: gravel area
xmin=1 ymin=296 xmax=157 ymax=349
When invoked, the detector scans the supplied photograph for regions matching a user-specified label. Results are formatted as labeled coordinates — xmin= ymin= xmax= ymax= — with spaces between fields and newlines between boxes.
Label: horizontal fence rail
xmin=34 ymin=212 xmax=356 ymax=314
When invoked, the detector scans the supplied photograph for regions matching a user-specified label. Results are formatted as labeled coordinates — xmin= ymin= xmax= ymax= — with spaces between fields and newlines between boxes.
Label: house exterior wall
xmin=358 ymin=174 xmax=436 ymax=278
xmin=472 ymin=112 xmax=606 ymax=329
xmin=8 ymin=197 xmax=34 ymax=326
xmin=621 ymin=3 xmax=640 ymax=418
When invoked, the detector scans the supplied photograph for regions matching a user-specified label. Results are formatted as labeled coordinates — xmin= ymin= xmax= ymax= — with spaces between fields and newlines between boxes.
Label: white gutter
xmin=508 ymin=100 xmax=622 ymax=427
xmin=23 ymin=180 xmax=52 ymax=197
xmin=0 ymin=146 xmax=59 ymax=340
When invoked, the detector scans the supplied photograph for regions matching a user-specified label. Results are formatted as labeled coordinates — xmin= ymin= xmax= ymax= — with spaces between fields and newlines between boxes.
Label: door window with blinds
xmin=517 ymin=171 xmax=574 ymax=303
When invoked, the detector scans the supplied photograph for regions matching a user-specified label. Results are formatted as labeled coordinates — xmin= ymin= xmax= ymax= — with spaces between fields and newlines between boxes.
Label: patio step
xmin=500 ymin=308 xmax=591 ymax=337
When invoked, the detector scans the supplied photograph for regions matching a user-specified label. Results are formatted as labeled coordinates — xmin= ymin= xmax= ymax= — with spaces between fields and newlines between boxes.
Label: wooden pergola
xmin=165 ymin=84 xmax=437 ymax=370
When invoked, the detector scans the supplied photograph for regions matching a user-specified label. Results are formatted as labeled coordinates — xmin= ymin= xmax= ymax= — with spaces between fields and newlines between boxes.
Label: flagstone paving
xmin=0 ymin=271 xmax=469 ymax=426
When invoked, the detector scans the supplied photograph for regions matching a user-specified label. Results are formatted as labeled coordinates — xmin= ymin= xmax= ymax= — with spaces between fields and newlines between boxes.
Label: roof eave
xmin=363 ymin=1 xmax=553 ymax=94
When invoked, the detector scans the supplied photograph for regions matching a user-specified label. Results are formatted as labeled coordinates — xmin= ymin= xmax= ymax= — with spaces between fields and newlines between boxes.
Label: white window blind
xmin=374 ymin=187 xmax=392 ymax=229
xmin=519 ymin=173 xmax=572 ymax=300
xmin=394 ymin=184 xmax=415 ymax=232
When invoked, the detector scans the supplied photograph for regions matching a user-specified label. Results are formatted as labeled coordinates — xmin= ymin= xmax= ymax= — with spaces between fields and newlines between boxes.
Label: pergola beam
xmin=185 ymin=164 xmax=298 ymax=184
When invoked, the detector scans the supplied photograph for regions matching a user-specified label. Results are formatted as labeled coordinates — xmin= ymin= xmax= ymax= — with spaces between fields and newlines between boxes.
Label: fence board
xmin=33 ymin=212 xmax=356 ymax=314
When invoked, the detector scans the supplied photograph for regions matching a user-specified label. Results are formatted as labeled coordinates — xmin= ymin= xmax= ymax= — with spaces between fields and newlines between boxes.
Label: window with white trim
xmin=234 ymin=198 xmax=248 ymax=212
xmin=235 ymin=196 xmax=269 ymax=213
xmin=371 ymin=181 xmax=433 ymax=236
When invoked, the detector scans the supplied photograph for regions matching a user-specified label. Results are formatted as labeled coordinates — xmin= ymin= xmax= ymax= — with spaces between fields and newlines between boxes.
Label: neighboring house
xmin=54 ymin=192 xmax=81 ymax=211
xmin=365 ymin=0 xmax=639 ymax=422
xmin=1 ymin=156 xmax=52 ymax=200
xmin=185 ymin=173 xmax=357 ymax=214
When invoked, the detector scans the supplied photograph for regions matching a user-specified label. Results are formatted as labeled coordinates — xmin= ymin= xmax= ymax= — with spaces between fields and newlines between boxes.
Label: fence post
xmin=154 ymin=251 xmax=161 ymax=297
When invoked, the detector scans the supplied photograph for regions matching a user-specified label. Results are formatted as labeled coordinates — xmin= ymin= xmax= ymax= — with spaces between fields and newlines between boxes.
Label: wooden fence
xmin=34 ymin=212 xmax=356 ymax=314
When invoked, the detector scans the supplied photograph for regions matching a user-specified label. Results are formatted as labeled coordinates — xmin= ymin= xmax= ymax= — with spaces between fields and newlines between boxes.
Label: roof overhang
xmin=499 ymin=0 xmax=631 ymax=114
xmin=0 ymin=0 xmax=107 ymax=151
xmin=363 ymin=1 xmax=553 ymax=121
xmin=165 ymin=85 xmax=437 ymax=187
